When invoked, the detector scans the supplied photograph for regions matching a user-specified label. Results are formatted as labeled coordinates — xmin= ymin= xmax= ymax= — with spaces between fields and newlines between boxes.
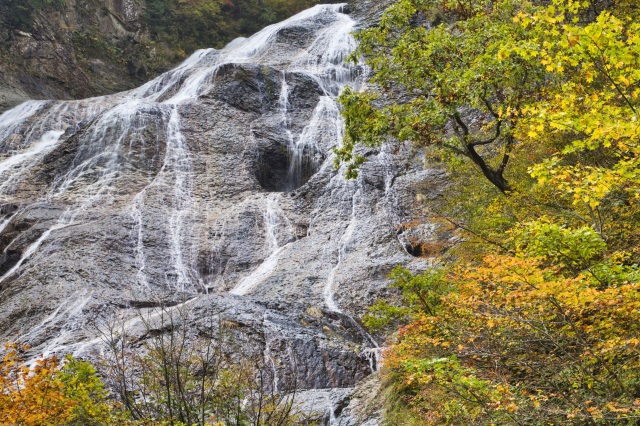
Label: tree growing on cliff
xmin=97 ymin=302 xmax=313 ymax=426
xmin=336 ymin=0 xmax=550 ymax=193
xmin=355 ymin=0 xmax=640 ymax=424
xmin=0 ymin=344 xmax=116 ymax=426
xmin=0 ymin=305 xmax=316 ymax=426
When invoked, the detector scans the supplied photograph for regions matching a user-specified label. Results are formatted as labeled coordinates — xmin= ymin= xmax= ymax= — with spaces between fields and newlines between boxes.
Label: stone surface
xmin=0 ymin=2 xmax=443 ymax=423
xmin=0 ymin=0 xmax=149 ymax=113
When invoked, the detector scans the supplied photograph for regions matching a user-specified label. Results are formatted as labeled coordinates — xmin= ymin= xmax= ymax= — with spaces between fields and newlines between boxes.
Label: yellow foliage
xmin=361 ymin=0 xmax=640 ymax=424
xmin=0 ymin=344 xmax=75 ymax=426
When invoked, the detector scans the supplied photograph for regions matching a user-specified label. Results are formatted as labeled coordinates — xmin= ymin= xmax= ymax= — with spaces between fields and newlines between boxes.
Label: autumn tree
xmin=336 ymin=0 xmax=552 ymax=193
xmin=0 ymin=344 xmax=116 ymax=426
xmin=356 ymin=0 xmax=640 ymax=424
xmin=507 ymin=1 xmax=640 ymax=255
xmin=97 ymin=301 xmax=314 ymax=426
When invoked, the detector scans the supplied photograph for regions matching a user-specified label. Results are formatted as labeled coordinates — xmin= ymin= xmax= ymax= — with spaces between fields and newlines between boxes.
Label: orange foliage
xmin=383 ymin=255 xmax=640 ymax=424
xmin=0 ymin=344 xmax=75 ymax=426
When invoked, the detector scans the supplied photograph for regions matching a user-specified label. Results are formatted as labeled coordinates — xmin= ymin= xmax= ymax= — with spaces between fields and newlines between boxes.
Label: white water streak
xmin=0 ymin=130 xmax=64 ymax=176
xmin=124 ymin=105 xmax=195 ymax=292
xmin=0 ymin=101 xmax=46 ymax=142
xmin=165 ymin=107 xmax=195 ymax=291
xmin=0 ymin=217 xmax=12 ymax=235
xmin=0 ymin=223 xmax=65 ymax=284
xmin=32 ymin=291 xmax=93 ymax=360
xmin=323 ymin=188 xmax=359 ymax=313
xmin=226 ymin=4 xmax=357 ymax=297
xmin=230 ymin=195 xmax=292 ymax=296
xmin=0 ymin=4 xmax=359 ymax=354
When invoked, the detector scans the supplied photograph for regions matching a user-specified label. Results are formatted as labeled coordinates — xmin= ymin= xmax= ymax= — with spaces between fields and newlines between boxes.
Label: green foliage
xmin=0 ymin=0 xmax=65 ymax=31
xmin=388 ymin=267 xmax=449 ymax=316
xmin=58 ymin=356 xmax=119 ymax=425
xmin=72 ymin=32 xmax=124 ymax=62
xmin=363 ymin=300 xmax=409 ymax=332
xmin=364 ymin=266 xmax=450 ymax=331
xmin=98 ymin=305 xmax=313 ymax=426
xmin=334 ymin=87 xmax=379 ymax=179
xmin=31 ymin=0 xmax=66 ymax=10
xmin=337 ymin=0 xmax=547 ymax=193
xmin=0 ymin=309 xmax=314 ymax=426
xmin=510 ymin=220 xmax=607 ymax=271
xmin=397 ymin=356 xmax=517 ymax=425
xmin=356 ymin=0 xmax=640 ymax=424
xmin=0 ymin=345 xmax=118 ymax=426
xmin=0 ymin=1 xmax=36 ymax=31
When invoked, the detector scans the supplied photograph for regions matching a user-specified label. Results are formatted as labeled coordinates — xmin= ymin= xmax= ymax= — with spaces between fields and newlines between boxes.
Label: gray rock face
xmin=0 ymin=0 xmax=147 ymax=112
xmin=0 ymin=81 xmax=30 ymax=114
xmin=294 ymin=377 xmax=382 ymax=425
xmin=348 ymin=0 xmax=394 ymax=29
xmin=0 ymin=2 xmax=440 ymax=419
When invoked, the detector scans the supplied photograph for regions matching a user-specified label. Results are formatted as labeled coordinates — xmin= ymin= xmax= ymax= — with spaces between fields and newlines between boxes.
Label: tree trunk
xmin=466 ymin=144 xmax=512 ymax=194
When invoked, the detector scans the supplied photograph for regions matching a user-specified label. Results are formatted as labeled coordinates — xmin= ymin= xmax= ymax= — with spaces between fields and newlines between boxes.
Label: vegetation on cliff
xmin=345 ymin=0 xmax=640 ymax=423
xmin=0 ymin=307 xmax=313 ymax=425
xmin=0 ymin=0 xmax=333 ymax=105
xmin=143 ymin=0 xmax=339 ymax=53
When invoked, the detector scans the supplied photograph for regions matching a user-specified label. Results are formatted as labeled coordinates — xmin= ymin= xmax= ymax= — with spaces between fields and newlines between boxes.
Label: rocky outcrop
xmin=0 ymin=2 xmax=443 ymax=423
xmin=349 ymin=0 xmax=392 ymax=28
xmin=0 ymin=0 xmax=152 ymax=112
xmin=0 ymin=0 xmax=355 ymax=114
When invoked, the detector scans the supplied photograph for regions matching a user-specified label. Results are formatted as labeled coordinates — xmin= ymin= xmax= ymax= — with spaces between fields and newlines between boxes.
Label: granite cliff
xmin=0 ymin=1 xmax=442 ymax=423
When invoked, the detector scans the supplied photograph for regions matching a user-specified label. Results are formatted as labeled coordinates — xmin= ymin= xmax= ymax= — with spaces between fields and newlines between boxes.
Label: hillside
xmin=340 ymin=0 xmax=640 ymax=423
xmin=0 ymin=0 xmax=339 ymax=112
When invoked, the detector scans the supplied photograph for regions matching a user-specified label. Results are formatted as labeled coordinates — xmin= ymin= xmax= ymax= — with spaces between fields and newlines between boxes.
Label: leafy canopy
xmin=0 ymin=344 xmax=115 ymax=426
xmin=357 ymin=0 xmax=640 ymax=424
xmin=337 ymin=0 xmax=547 ymax=193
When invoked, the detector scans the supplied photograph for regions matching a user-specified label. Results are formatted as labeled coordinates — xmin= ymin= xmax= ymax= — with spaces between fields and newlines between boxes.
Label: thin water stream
xmin=0 ymin=4 xmax=383 ymax=395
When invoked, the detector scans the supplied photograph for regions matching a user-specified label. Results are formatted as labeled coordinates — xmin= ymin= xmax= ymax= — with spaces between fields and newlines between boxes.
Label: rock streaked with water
xmin=0 ymin=2 xmax=442 ymax=416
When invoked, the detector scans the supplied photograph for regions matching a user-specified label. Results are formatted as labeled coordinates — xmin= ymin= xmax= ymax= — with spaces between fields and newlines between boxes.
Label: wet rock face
xmin=0 ymin=1 xmax=441 ymax=396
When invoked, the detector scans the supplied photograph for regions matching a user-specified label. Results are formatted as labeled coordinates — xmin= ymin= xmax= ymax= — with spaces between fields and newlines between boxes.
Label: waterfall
xmin=323 ymin=186 xmax=359 ymax=314
xmin=0 ymin=101 xmax=46 ymax=143
xmin=322 ymin=184 xmax=385 ymax=373
xmin=164 ymin=107 xmax=195 ymax=291
xmin=225 ymin=3 xmax=359 ymax=296
xmin=0 ymin=130 xmax=63 ymax=188
xmin=0 ymin=4 xmax=392 ymax=384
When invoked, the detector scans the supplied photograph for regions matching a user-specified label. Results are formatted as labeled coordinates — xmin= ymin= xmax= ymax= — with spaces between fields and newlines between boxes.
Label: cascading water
xmin=323 ymin=185 xmax=359 ymax=314
xmin=0 ymin=3 xmax=408 ymax=406
xmin=230 ymin=193 xmax=294 ymax=296
xmin=0 ymin=101 xmax=45 ymax=142
xmin=322 ymin=181 xmax=384 ymax=374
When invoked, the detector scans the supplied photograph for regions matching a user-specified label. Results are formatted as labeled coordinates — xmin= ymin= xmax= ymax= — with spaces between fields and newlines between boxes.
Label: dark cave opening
xmin=256 ymin=143 xmax=321 ymax=192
